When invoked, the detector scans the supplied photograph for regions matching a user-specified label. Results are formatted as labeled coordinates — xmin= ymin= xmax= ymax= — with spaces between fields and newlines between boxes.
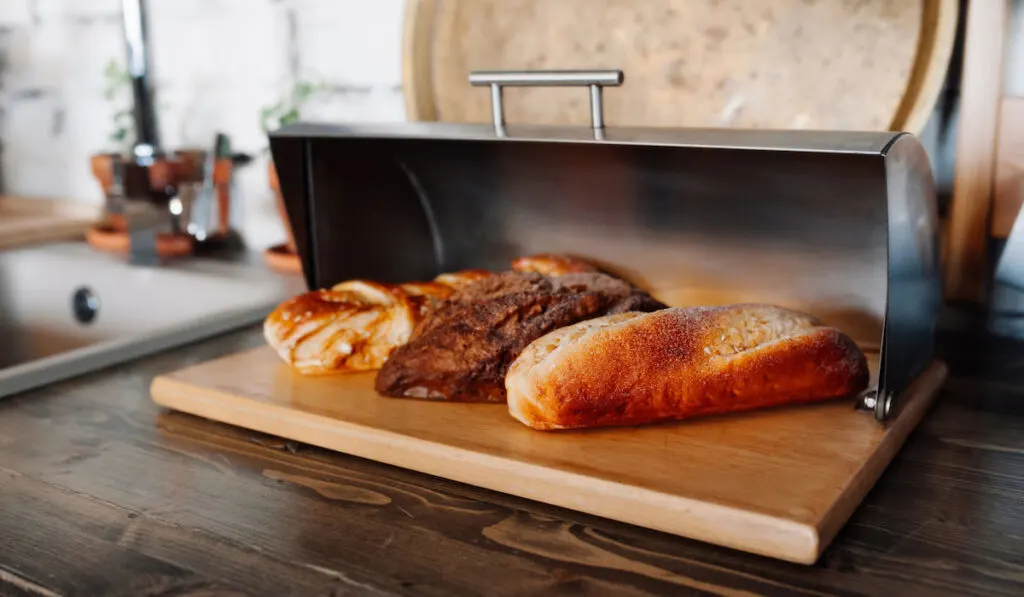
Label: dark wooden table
xmin=2 ymin=318 xmax=1023 ymax=597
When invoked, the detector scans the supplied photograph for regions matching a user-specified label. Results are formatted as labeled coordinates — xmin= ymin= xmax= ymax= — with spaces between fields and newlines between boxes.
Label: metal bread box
xmin=268 ymin=70 xmax=941 ymax=423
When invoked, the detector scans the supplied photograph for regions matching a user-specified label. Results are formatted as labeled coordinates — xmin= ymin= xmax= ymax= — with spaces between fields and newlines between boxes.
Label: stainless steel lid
xmin=269 ymin=69 xmax=940 ymax=422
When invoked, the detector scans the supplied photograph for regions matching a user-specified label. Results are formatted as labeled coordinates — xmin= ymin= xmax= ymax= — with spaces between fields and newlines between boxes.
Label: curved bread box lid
xmin=408 ymin=0 xmax=954 ymax=133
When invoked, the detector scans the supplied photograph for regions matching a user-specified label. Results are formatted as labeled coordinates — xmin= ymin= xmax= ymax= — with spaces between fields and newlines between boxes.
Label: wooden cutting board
xmin=0 ymin=196 xmax=100 ymax=250
xmin=404 ymin=0 xmax=957 ymax=134
xmin=151 ymin=347 xmax=946 ymax=564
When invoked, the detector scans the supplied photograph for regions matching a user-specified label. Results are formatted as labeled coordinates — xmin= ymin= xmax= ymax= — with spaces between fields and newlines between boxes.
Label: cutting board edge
xmin=151 ymin=364 xmax=822 ymax=564
xmin=150 ymin=349 xmax=947 ymax=565
xmin=814 ymin=359 xmax=947 ymax=551
xmin=0 ymin=195 xmax=100 ymax=250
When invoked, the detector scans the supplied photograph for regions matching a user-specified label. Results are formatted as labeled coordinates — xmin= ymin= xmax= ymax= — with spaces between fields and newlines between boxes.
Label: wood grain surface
xmin=405 ymin=0 xmax=955 ymax=134
xmin=0 ymin=196 xmax=100 ymax=250
xmin=2 ymin=320 xmax=1024 ymax=596
xmin=149 ymin=346 xmax=943 ymax=565
xmin=944 ymin=0 xmax=1010 ymax=301
xmin=888 ymin=0 xmax=959 ymax=135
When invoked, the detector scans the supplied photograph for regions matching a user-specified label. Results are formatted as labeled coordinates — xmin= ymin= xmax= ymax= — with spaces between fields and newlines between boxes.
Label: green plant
xmin=103 ymin=58 xmax=134 ymax=151
xmin=260 ymin=80 xmax=329 ymax=135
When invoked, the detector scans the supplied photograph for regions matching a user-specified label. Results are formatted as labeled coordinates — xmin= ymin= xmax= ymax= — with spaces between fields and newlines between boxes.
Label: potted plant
xmin=87 ymin=58 xmax=196 ymax=258
xmin=90 ymin=59 xmax=182 ymax=210
xmin=89 ymin=59 xmax=135 ymax=196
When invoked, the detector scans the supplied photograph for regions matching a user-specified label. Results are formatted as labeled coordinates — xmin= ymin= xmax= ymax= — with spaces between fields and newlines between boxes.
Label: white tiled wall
xmin=0 ymin=0 xmax=407 ymax=249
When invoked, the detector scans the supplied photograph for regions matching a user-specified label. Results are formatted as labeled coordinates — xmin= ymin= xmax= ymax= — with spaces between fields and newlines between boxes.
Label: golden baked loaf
xmin=264 ymin=273 xmax=487 ymax=375
xmin=505 ymin=304 xmax=870 ymax=430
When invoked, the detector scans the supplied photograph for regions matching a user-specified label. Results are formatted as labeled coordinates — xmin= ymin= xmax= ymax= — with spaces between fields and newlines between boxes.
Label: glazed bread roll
xmin=264 ymin=271 xmax=492 ymax=375
xmin=431 ymin=269 xmax=494 ymax=289
xmin=506 ymin=304 xmax=870 ymax=430
xmin=264 ymin=281 xmax=432 ymax=375
xmin=511 ymin=254 xmax=599 ymax=276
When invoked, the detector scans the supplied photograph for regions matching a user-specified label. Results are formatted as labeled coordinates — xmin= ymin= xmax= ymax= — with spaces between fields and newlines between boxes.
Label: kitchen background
xmin=1 ymin=0 xmax=1024 ymax=253
xmin=0 ymin=0 xmax=405 ymax=251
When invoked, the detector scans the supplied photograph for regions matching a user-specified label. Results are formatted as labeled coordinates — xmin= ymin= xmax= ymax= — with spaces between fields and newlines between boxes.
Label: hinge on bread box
xmin=856 ymin=388 xmax=892 ymax=421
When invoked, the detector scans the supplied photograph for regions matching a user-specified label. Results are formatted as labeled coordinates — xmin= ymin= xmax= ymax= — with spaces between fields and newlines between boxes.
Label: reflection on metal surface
xmin=274 ymin=121 xmax=897 ymax=154
xmin=880 ymin=134 xmax=942 ymax=421
xmin=120 ymin=0 xmax=161 ymax=160
xmin=270 ymin=123 xmax=939 ymax=422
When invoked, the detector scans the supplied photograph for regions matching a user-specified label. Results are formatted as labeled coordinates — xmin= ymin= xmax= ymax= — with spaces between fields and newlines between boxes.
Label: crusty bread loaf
xmin=375 ymin=271 xmax=667 ymax=402
xmin=505 ymin=304 xmax=870 ymax=430
xmin=264 ymin=281 xmax=425 ymax=375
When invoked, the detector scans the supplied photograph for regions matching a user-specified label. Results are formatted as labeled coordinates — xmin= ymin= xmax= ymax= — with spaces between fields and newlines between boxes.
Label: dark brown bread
xmin=374 ymin=271 xmax=666 ymax=402
xmin=263 ymin=270 xmax=494 ymax=375
xmin=506 ymin=304 xmax=870 ymax=430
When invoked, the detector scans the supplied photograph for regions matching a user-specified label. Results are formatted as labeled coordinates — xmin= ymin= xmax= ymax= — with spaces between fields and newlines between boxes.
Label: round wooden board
xmin=404 ymin=0 xmax=957 ymax=133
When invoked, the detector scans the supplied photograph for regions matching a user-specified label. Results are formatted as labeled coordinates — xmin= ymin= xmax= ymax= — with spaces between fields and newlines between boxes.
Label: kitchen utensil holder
xmin=469 ymin=70 xmax=623 ymax=139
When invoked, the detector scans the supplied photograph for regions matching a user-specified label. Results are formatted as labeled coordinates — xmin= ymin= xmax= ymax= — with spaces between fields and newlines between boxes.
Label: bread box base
xmin=150 ymin=347 xmax=945 ymax=564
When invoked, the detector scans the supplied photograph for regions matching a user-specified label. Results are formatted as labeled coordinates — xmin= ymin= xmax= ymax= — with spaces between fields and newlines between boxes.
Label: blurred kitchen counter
xmin=0 ymin=195 xmax=101 ymax=249
xmin=0 ymin=311 xmax=1022 ymax=596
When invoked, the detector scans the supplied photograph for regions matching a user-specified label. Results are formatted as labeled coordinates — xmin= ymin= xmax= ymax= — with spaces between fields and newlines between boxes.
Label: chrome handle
xmin=469 ymin=69 xmax=624 ymax=138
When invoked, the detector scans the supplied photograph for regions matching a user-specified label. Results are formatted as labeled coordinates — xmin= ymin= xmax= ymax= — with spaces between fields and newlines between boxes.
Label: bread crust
xmin=265 ymin=254 xmax=615 ymax=376
xmin=511 ymin=254 xmax=599 ymax=276
xmin=264 ymin=271 xmax=492 ymax=375
xmin=506 ymin=304 xmax=870 ymax=430
xmin=375 ymin=271 xmax=667 ymax=402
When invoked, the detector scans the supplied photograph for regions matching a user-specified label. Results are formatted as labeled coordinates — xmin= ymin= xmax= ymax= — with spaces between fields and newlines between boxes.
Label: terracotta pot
xmin=90 ymin=153 xmax=115 ymax=193
xmin=89 ymin=151 xmax=234 ymax=239
xmin=90 ymin=152 xmax=179 ymax=195
xmin=171 ymin=148 xmax=206 ymax=182
xmin=89 ymin=153 xmax=128 ymax=233
xmin=85 ymin=223 xmax=194 ymax=259
xmin=269 ymin=159 xmax=296 ymax=254
xmin=264 ymin=159 xmax=302 ymax=275
xmin=263 ymin=242 xmax=303 ymax=274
